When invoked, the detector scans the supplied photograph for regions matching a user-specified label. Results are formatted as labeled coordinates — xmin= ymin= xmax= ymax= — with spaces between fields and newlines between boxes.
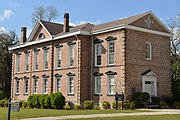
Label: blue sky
xmin=0 ymin=0 xmax=180 ymax=37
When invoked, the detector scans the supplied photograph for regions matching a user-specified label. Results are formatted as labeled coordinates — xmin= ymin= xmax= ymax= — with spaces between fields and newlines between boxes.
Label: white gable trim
xmin=126 ymin=25 xmax=172 ymax=37
xmin=39 ymin=21 xmax=52 ymax=37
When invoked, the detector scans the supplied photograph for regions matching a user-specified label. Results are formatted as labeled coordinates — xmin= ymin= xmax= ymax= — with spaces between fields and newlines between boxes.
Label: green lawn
xmin=74 ymin=114 xmax=180 ymax=120
xmin=0 ymin=107 xmax=149 ymax=120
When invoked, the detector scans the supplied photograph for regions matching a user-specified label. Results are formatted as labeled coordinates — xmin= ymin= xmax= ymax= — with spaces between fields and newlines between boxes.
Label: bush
xmin=112 ymin=102 xmax=122 ymax=109
xmin=51 ymin=92 xmax=65 ymax=109
xmin=18 ymin=100 xmax=24 ymax=108
xmin=0 ymin=99 xmax=7 ymax=107
xmin=123 ymin=100 xmax=130 ymax=109
xmin=44 ymin=95 xmax=51 ymax=109
xmin=39 ymin=94 xmax=47 ymax=109
xmin=173 ymin=101 xmax=180 ymax=109
xmin=84 ymin=100 xmax=94 ymax=110
xmin=130 ymin=102 xmax=135 ymax=110
xmin=0 ymin=90 xmax=4 ymax=100
xmin=4 ymin=101 xmax=8 ymax=107
xmin=151 ymin=96 xmax=160 ymax=105
xmin=63 ymin=105 xmax=70 ymax=110
xmin=22 ymin=101 xmax=28 ymax=108
xmin=32 ymin=94 xmax=41 ymax=108
xmin=74 ymin=104 xmax=81 ymax=110
xmin=133 ymin=92 xmax=150 ymax=108
xmin=94 ymin=105 xmax=100 ymax=110
xmin=162 ymin=96 xmax=174 ymax=107
xmin=28 ymin=95 xmax=34 ymax=108
xmin=102 ymin=101 xmax=110 ymax=109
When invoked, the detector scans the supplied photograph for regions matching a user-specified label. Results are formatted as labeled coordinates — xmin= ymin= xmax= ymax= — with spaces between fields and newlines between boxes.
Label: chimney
xmin=21 ymin=27 xmax=27 ymax=43
xmin=63 ymin=13 xmax=69 ymax=32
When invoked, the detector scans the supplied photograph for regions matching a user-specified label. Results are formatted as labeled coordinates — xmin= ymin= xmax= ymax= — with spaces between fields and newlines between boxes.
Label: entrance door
xmin=142 ymin=71 xmax=157 ymax=96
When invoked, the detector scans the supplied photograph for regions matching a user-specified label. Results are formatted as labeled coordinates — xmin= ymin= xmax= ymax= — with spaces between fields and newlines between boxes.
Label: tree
xmin=167 ymin=14 xmax=180 ymax=101
xmin=32 ymin=5 xmax=59 ymax=24
xmin=0 ymin=30 xmax=18 ymax=98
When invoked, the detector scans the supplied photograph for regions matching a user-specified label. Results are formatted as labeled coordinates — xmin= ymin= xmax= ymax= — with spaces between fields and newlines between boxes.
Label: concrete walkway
xmin=21 ymin=109 xmax=180 ymax=120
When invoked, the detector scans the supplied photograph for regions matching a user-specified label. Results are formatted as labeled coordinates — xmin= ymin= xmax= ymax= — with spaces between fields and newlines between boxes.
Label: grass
xmin=0 ymin=107 xmax=149 ymax=120
xmin=74 ymin=114 xmax=180 ymax=120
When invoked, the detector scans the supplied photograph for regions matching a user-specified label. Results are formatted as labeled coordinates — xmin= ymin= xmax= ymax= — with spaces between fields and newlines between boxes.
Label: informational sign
xmin=10 ymin=102 xmax=20 ymax=112
xmin=115 ymin=93 xmax=124 ymax=101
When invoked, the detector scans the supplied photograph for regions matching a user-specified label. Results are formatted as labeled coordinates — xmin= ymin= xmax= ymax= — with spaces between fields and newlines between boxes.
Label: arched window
xmin=38 ymin=33 xmax=45 ymax=39
xmin=145 ymin=42 xmax=152 ymax=60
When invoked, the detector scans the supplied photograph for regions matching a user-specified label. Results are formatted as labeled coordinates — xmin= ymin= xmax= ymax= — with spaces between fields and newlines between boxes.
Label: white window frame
xmin=44 ymin=49 xmax=48 ymax=70
xmin=15 ymin=79 xmax=20 ymax=94
xmin=33 ymin=79 xmax=38 ymax=94
xmin=95 ymin=76 xmax=101 ymax=94
xmin=95 ymin=44 xmax=102 ymax=66
xmin=16 ymin=54 xmax=20 ymax=73
xmin=145 ymin=42 xmax=152 ymax=60
xmin=25 ymin=53 xmax=29 ymax=72
xmin=56 ymin=77 xmax=61 ymax=92
xmin=34 ymin=51 xmax=39 ymax=71
xmin=43 ymin=78 xmax=48 ymax=94
xmin=56 ymin=47 xmax=61 ymax=69
xmin=68 ymin=76 xmax=74 ymax=94
xmin=108 ymin=41 xmax=115 ymax=65
xmin=24 ymin=78 xmax=28 ymax=95
xmin=68 ymin=45 xmax=74 ymax=67
xmin=108 ymin=75 xmax=115 ymax=95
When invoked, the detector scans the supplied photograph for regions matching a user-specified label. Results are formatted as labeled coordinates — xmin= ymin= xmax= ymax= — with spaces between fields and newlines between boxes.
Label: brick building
xmin=9 ymin=11 xmax=172 ymax=105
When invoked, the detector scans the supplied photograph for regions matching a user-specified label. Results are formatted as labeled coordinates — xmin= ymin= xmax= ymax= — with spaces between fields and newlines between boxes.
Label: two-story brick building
xmin=9 ymin=11 xmax=172 ymax=105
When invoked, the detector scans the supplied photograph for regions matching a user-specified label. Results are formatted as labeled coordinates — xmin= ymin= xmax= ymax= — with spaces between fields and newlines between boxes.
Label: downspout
xmin=75 ymin=35 xmax=79 ymax=103
xmin=51 ymin=36 xmax=54 ymax=94
xmin=123 ymin=28 xmax=126 ymax=99
xmin=90 ymin=34 xmax=94 ymax=101
xmin=11 ymin=51 xmax=14 ymax=99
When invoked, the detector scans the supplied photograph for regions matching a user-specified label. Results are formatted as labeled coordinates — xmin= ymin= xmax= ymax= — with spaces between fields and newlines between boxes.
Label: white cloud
xmin=0 ymin=27 xmax=7 ymax=34
xmin=0 ymin=9 xmax=13 ymax=21
xmin=76 ymin=20 xmax=101 ymax=25
xmin=10 ymin=2 xmax=20 ymax=6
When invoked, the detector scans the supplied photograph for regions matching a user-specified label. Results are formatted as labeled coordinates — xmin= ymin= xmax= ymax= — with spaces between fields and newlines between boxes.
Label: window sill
xmin=94 ymin=66 xmax=102 ymax=68
xmin=94 ymin=94 xmax=102 ymax=96
xmin=15 ymin=93 xmax=19 ymax=96
xmin=107 ymin=64 xmax=115 ymax=67
xmin=23 ymin=93 xmax=28 ymax=96
xmin=107 ymin=93 xmax=116 ymax=96
xmin=146 ymin=58 xmax=152 ymax=60
xmin=67 ymin=93 xmax=74 ymax=96
xmin=68 ymin=66 xmax=75 ymax=69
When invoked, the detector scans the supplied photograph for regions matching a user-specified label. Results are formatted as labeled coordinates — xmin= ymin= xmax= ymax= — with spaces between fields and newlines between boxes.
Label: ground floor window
xmin=24 ymin=79 xmax=28 ymax=94
xmin=95 ymin=77 xmax=101 ymax=94
xmin=43 ymin=78 xmax=48 ymax=94
xmin=15 ymin=80 xmax=19 ymax=94
xmin=56 ymin=77 xmax=61 ymax=92
xmin=108 ymin=75 xmax=115 ymax=94
xmin=68 ymin=76 xmax=74 ymax=94
xmin=34 ymin=79 xmax=38 ymax=94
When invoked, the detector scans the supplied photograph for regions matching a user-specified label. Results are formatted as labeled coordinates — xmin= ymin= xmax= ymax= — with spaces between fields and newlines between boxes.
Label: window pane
xmin=145 ymin=43 xmax=151 ymax=59
xmin=69 ymin=77 xmax=74 ymax=94
xmin=34 ymin=79 xmax=38 ymax=93
xmin=25 ymin=53 xmax=29 ymax=71
xmin=44 ymin=50 xmax=48 ymax=69
xmin=16 ymin=80 xmax=19 ymax=93
xmin=56 ymin=78 xmax=60 ymax=92
xmin=95 ymin=77 xmax=101 ymax=94
xmin=69 ymin=45 xmax=74 ymax=67
xmin=16 ymin=55 xmax=20 ymax=72
xmin=95 ymin=44 xmax=101 ymax=66
xmin=34 ymin=51 xmax=39 ymax=70
xmin=108 ymin=76 xmax=115 ymax=94
xmin=56 ymin=48 xmax=61 ymax=68
xmin=108 ymin=42 xmax=115 ymax=65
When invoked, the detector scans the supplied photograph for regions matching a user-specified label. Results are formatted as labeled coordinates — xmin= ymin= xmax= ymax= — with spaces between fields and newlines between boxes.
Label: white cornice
xmin=125 ymin=25 xmax=172 ymax=37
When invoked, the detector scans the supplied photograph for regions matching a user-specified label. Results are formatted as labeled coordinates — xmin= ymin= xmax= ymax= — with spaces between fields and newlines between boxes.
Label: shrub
xmin=74 ymin=104 xmax=81 ymax=110
xmin=160 ymin=102 xmax=167 ymax=107
xmin=32 ymin=94 xmax=41 ymax=108
xmin=173 ymin=101 xmax=180 ymax=109
xmin=123 ymin=100 xmax=130 ymax=109
xmin=63 ymin=105 xmax=70 ymax=110
xmin=51 ymin=92 xmax=65 ymax=109
xmin=28 ymin=95 xmax=34 ymax=108
xmin=84 ymin=100 xmax=94 ymax=110
xmin=151 ymin=96 xmax=160 ymax=105
xmin=133 ymin=92 xmax=150 ymax=108
xmin=0 ymin=90 xmax=4 ymax=100
xmin=18 ymin=100 xmax=24 ymax=108
xmin=44 ymin=95 xmax=51 ymax=109
xmin=102 ymin=101 xmax=110 ymax=109
xmin=94 ymin=105 xmax=100 ymax=110
xmin=39 ymin=94 xmax=47 ymax=109
xmin=130 ymin=102 xmax=135 ymax=110
xmin=0 ymin=99 xmax=7 ymax=107
xmin=22 ymin=101 xmax=28 ymax=108
xmin=112 ymin=102 xmax=122 ymax=109
xmin=4 ymin=101 xmax=8 ymax=107
xmin=162 ymin=96 xmax=174 ymax=107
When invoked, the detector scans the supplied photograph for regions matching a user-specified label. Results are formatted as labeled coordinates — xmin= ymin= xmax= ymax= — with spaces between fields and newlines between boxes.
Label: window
xmin=108 ymin=75 xmax=115 ymax=94
xmin=43 ymin=78 xmax=48 ymax=94
xmin=15 ymin=80 xmax=19 ymax=94
xmin=34 ymin=51 xmax=39 ymax=71
xmin=25 ymin=53 xmax=29 ymax=72
xmin=56 ymin=77 xmax=61 ymax=92
xmin=68 ymin=45 xmax=74 ymax=67
xmin=68 ymin=76 xmax=74 ymax=94
xmin=95 ymin=44 xmax=102 ymax=66
xmin=38 ymin=33 xmax=45 ymax=39
xmin=44 ymin=49 xmax=48 ymax=69
xmin=95 ymin=77 xmax=101 ymax=94
xmin=33 ymin=79 xmax=38 ymax=94
xmin=56 ymin=47 xmax=61 ymax=69
xmin=145 ymin=42 xmax=152 ymax=60
xmin=108 ymin=41 xmax=115 ymax=65
xmin=24 ymin=79 xmax=28 ymax=94
xmin=16 ymin=54 xmax=20 ymax=73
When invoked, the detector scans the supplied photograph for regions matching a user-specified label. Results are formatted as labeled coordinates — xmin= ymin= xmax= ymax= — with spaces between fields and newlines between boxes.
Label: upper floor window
xmin=145 ymin=42 xmax=152 ymax=60
xmin=68 ymin=45 xmax=74 ymax=67
xmin=108 ymin=75 xmax=115 ymax=94
xmin=16 ymin=54 xmax=20 ymax=73
xmin=95 ymin=44 xmax=102 ymax=66
xmin=108 ymin=41 xmax=115 ymax=65
xmin=25 ymin=53 xmax=29 ymax=72
xmin=44 ymin=49 xmax=48 ymax=70
xmin=34 ymin=51 xmax=39 ymax=71
xmin=56 ymin=47 xmax=61 ymax=69
xmin=38 ymin=33 xmax=45 ymax=39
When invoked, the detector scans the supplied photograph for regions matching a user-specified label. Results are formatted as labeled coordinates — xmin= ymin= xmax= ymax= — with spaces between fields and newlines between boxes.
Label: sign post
xmin=7 ymin=98 xmax=11 ymax=120
xmin=115 ymin=92 xmax=124 ymax=110
xmin=7 ymin=98 xmax=20 ymax=120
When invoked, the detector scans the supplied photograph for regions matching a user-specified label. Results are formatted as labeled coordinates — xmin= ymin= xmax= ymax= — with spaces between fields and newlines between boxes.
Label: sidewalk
xmin=21 ymin=109 xmax=180 ymax=120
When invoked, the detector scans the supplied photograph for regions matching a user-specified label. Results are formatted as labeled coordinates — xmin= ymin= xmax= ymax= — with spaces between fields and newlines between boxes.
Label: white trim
xmin=145 ymin=42 xmax=152 ymax=60
xmin=39 ymin=21 xmax=52 ymax=37
xmin=126 ymin=25 xmax=172 ymax=37
xmin=92 ymin=25 xmax=125 ymax=35
xmin=95 ymin=76 xmax=101 ymax=94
